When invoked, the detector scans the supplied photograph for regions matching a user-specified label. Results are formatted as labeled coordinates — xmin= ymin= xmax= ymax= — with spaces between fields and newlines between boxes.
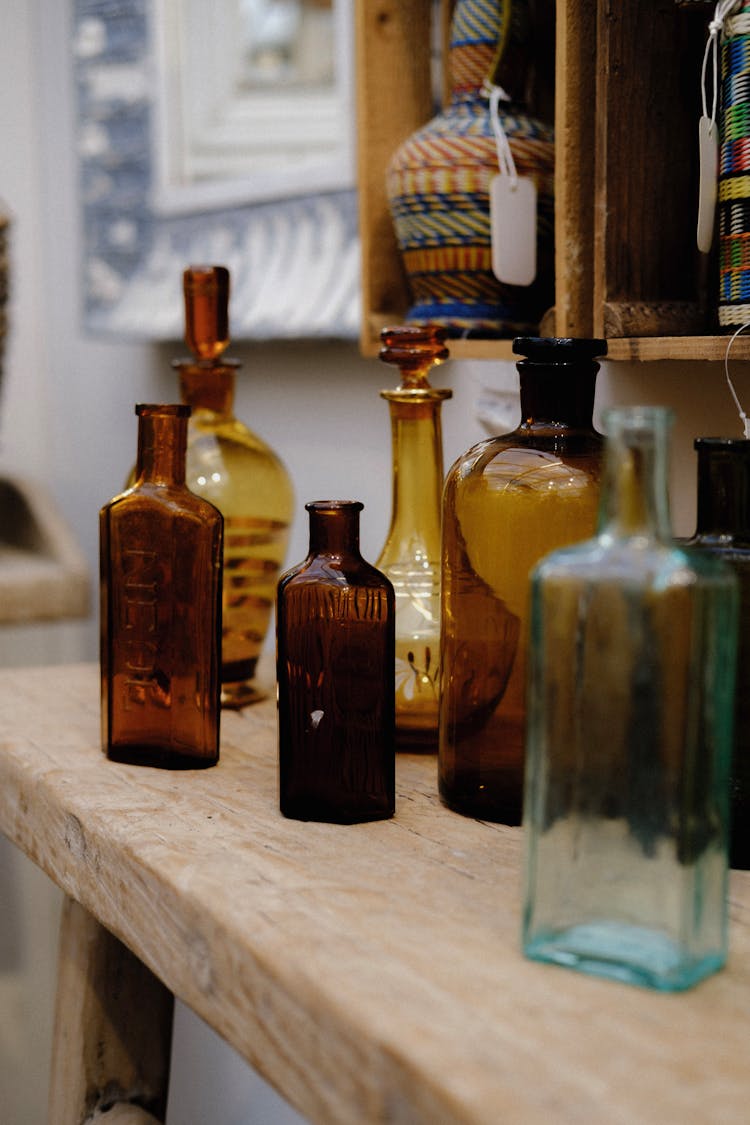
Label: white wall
xmin=2 ymin=2 xmax=750 ymax=1124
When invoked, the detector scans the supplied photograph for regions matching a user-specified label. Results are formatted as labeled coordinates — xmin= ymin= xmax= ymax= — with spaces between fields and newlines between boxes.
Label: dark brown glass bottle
xmin=277 ymin=501 xmax=396 ymax=823
xmin=439 ymin=337 xmax=606 ymax=823
xmin=684 ymin=437 xmax=750 ymax=868
xmin=101 ymin=404 xmax=223 ymax=768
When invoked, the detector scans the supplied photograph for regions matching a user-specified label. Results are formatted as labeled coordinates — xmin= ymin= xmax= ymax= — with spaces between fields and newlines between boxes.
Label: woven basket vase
xmin=385 ymin=0 xmax=554 ymax=339
xmin=719 ymin=2 xmax=750 ymax=329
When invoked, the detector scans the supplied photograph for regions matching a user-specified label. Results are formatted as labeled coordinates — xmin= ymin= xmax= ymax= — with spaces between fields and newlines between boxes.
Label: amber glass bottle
xmin=101 ymin=404 xmax=223 ymax=768
xmin=376 ymin=325 xmax=451 ymax=749
xmin=684 ymin=437 xmax=750 ymax=868
xmin=439 ymin=337 xmax=606 ymax=822
xmin=277 ymin=501 xmax=396 ymax=823
xmin=176 ymin=266 xmax=293 ymax=708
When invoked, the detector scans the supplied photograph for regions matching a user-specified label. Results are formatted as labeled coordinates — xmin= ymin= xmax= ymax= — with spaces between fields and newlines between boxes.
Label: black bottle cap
xmin=512 ymin=337 xmax=608 ymax=362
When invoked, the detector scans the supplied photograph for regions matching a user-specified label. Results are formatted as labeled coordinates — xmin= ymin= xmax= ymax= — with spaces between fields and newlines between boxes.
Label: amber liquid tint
xmin=179 ymin=365 xmax=293 ymax=706
xmin=376 ymin=325 xmax=451 ymax=749
xmin=184 ymin=265 xmax=230 ymax=361
xmin=278 ymin=502 xmax=395 ymax=823
xmin=131 ymin=265 xmax=294 ymax=708
xmin=439 ymin=342 xmax=604 ymax=822
xmin=101 ymin=405 xmax=223 ymax=767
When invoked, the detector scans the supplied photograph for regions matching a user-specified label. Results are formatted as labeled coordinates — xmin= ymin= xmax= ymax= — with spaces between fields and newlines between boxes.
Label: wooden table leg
xmin=49 ymin=896 xmax=174 ymax=1125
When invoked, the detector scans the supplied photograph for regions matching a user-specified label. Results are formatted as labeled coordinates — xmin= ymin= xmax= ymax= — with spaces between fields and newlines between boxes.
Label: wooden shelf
xmin=356 ymin=1 xmax=738 ymax=363
xmin=606 ymin=335 xmax=750 ymax=363
xmin=1 ymin=662 xmax=750 ymax=1122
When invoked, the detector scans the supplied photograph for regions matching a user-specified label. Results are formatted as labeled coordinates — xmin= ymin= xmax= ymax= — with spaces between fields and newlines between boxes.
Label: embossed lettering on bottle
xmin=100 ymin=404 xmax=223 ymax=768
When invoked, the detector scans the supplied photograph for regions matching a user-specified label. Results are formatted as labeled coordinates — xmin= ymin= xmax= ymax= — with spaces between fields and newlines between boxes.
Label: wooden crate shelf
xmin=356 ymin=0 xmax=736 ymax=362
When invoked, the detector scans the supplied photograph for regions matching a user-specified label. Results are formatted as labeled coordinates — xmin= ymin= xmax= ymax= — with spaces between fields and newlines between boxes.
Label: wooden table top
xmin=0 ymin=662 xmax=749 ymax=1124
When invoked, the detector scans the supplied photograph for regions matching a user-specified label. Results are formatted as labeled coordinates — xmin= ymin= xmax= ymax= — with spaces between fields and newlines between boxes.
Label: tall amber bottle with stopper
xmin=101 ymin=404 xmax=223 ymax=768
xmin=176 ymin=266 xmax=294 ymax=707
xmin=375 ymin=325 xmax=451 ymax=749
xmin=439 ymin=337 xmax=606 ymax=822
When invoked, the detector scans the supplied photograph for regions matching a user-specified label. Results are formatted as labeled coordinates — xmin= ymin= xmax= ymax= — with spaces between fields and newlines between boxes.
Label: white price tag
xmin=490 ymin=174 xmax=537 ymax=286
xmin=697 ymin=114 xmax=718 ymax=253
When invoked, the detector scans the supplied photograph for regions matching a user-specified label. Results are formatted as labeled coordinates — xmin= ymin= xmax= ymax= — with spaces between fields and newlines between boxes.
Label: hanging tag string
xmin=482 ymin=80 xmax=518 ymax=189
xmin=702 ymin=0 xmax=742 ymax=132
xmin=724 ymin=324 xmax=750 ymax=438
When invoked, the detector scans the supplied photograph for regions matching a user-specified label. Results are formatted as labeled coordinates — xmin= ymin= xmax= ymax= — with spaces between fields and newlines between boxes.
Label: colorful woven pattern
xmin=719 ymin=4 xmax=750 ymax=327
xmin=386 ymin=0 xmax=554 ymax=337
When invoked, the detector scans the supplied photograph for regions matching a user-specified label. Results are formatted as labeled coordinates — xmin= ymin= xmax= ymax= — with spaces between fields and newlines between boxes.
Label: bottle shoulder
xmin=446 ymin=429 xmax=603 ymax=484
xmin=280 ymin=554 xmax=393 ymax=593
xmin=190 ymin=413 xmax=277 ymax=452
xmin=102 ymin=482 xmax=223 ymax=528
xmin=684 ymin=532 xmax=750 ymax=559
xmin=445 ymin=437 xmax=602 ymax=504
xmin=188 ymin=419 xmax=292 ymax=474
xmin=533 ymin=535 xmax=739 ymax=593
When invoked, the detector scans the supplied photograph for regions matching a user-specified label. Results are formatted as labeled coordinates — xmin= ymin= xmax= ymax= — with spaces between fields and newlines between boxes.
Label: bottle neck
xmin=380 ymin=399 xmax=445 ymax=560
xmin=449 ymin=0 xmax=529 ymax=106
xmin=517 ymin=362 xmax=598 ymax=430
xmin=694 ymin=441 xmax=750 ymax=541
xmin=174 ymin=359 xmax=237 ymax=417
xmin=135 ymin=405 xmax=190 ymax=486
xmin=307 ymin=502 xmax=363 ymax=557
xmin=598 ymin=410 xmax=672 ymax=542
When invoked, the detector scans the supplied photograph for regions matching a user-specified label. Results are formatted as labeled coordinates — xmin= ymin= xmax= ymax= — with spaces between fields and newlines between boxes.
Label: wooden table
xmin=0 ymin=664 xmax=749 ymax=1124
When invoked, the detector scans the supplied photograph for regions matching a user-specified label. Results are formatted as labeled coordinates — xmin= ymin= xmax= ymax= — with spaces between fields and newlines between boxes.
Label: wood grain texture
xmin=554 ymin=0 xmax=596 ymax=336
xmin=49 ymin=896 xmax=173 ymax=1124
xmin=606 ymin=336 xmax=750 ymax=362
xmin=603 ymin=301 xmax=706 ymax=339
xmin=355 ymin=0 xmax=433 ymax=356
xmin=594 ymin=1 xmax=710 ymax=337
xmin=1 ymin=663 xmax=750 ymax=1123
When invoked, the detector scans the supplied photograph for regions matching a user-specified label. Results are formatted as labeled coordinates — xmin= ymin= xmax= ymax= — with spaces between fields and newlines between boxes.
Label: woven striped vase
xmin=719 ymin=1 xmax=750 ymax=329
xmin=385 ymin=0 xmax=554 ymax=338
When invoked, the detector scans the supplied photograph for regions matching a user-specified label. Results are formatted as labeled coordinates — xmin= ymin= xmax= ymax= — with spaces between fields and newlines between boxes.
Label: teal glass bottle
xmin=523 ymin=406 xmax=738 ymax=991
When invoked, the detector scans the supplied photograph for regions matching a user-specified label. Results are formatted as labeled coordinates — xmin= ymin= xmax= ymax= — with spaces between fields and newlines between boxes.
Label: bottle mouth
xmin=694 ymin=436 xmax=750 ymax=449
xmin=136 ymin=403 xmax=191 ymax=418
xmin=513 ymin=337 xmax=608 ymax=363
xmin=305 ymin=500 xmax=364 ymax=513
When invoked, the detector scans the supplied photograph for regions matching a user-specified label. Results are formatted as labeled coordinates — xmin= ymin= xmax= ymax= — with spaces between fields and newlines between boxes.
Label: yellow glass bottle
xmin=376 ymin=325 xmax=451 ymax=749
xmin=439 ymin=337 xmax=606 ymax=821
xmin=176 ymin=265 xmax=294 ymax=707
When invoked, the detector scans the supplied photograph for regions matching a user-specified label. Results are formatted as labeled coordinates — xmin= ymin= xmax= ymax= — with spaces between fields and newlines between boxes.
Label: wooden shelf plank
xmin=1 ymin=663 xmax=750 ymax=1123
xmin=606 ymin=336 xmax=750 ymax=362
